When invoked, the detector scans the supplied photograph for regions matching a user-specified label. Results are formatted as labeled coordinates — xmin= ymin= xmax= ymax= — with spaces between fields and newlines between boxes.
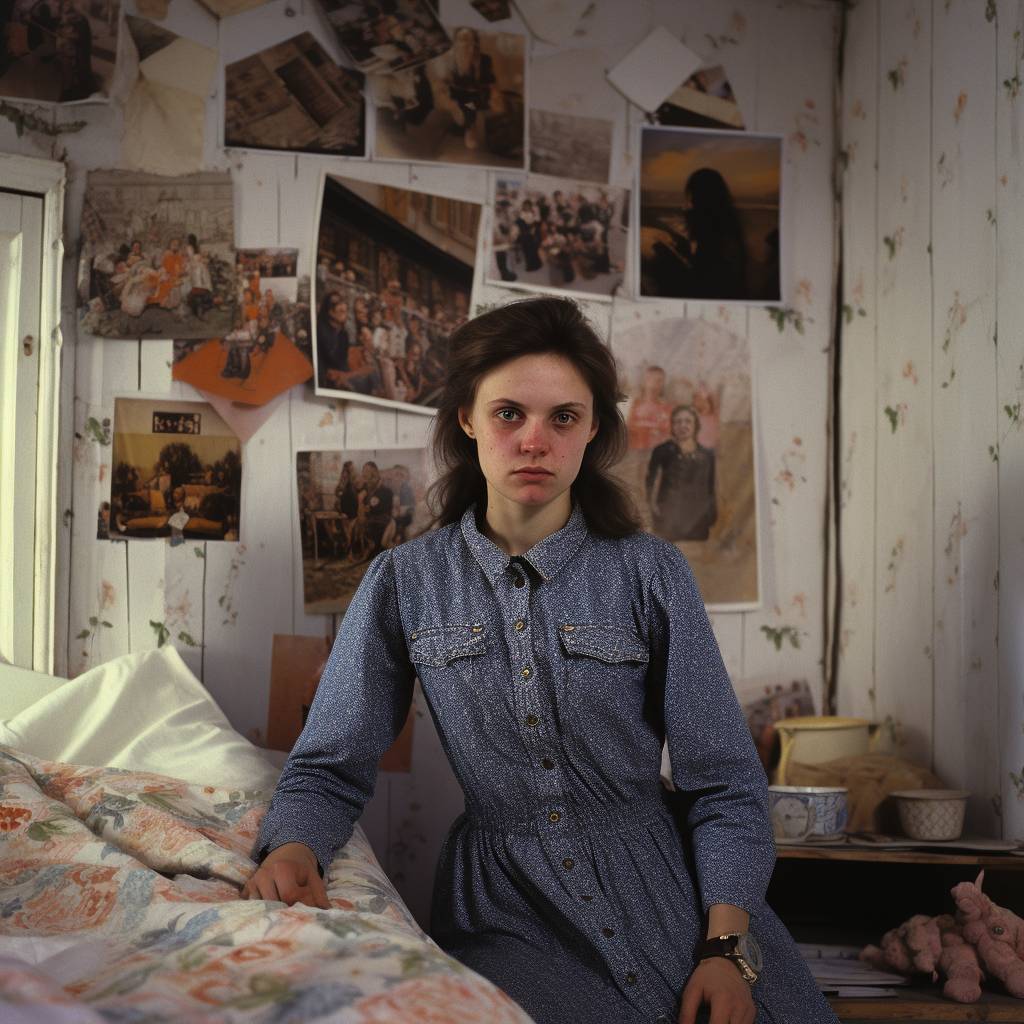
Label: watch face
xmin=737 ymin=933 xmax=763 ymax=974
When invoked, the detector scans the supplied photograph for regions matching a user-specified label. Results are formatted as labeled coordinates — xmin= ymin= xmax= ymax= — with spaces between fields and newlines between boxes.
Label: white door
xmin=0 ymin=188 xmax=44 ymax=668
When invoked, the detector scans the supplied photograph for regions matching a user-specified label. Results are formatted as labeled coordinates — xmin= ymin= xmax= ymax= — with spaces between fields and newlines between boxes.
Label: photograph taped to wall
xmin=78 ymin=171 xmax=237 ymax=340
xmin=639 ymin=126 xmax=782 ymax=304
xmin=488 ymin=173 xmax=628 ymax=300
xmin=0 ymin=0 xmax=119 ymax=104
xmin=106 ymin=398 xmax=241 ymax=542
xmin=610 ymin=309 xmax=759 ymax=609
xmin=529 ymin=109 xmax=612 ymax=184
xmin=225 ymin=33 xmax=365 ymax=156
xmin=172 ymin=249 xmax=313 ymax=407
xmin=297 ymin=449 xmax=431 ymax=614
xmin=319 ymin=0 xmax=450 ymax=73
xmin=372 ymin=25 xmax=525 ymax=168
xmin=655 ymin=65 xmax=745 ymax=131
xmin=313 ymin=173 xmax=479 ymax=413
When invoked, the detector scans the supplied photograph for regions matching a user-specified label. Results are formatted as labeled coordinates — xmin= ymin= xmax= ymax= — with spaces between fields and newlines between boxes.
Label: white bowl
xmin=891 ymin=789 xmax=970 ymax=841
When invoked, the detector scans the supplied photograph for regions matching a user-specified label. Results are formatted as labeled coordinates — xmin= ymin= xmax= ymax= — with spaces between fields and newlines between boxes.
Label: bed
xmin=0 ymin=648 xmax=535 ymax=1023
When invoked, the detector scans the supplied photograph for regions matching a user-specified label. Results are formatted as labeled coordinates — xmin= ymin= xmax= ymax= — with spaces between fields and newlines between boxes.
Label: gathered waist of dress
xmin=463 ymin=792 xmax=672 ymax=836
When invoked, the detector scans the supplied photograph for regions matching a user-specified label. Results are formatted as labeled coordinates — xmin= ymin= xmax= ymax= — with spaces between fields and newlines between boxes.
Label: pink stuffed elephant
xmin=860 ymin=871 xmax=1024 ymax=1004
xmin=952 ymin=870 xmax=1024 ymax=999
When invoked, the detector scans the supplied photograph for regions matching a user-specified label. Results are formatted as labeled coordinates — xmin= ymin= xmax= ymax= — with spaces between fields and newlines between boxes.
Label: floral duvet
xmin=0 ymin=745 xmax=534 ymax=1024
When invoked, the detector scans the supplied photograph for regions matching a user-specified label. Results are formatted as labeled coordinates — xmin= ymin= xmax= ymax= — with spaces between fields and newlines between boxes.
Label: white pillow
xmin=0 ymin=647 xmax=280 ymax=794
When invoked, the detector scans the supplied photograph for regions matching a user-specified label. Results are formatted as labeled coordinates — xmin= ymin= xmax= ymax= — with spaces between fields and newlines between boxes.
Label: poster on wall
xmin=610 ymin=306 xmax=760 ymax=609
xmin=0 ymin=0 xmax=119 ymax=104
xmin=371 ymin=25 xmax=525 ymax=168
xmin=172 ymin=248 xmax=314 ymax=406
xmin=313 ymin=173 xmax=480 ymax=413
xmin=78 ymin=171 xmax=237 ymax=340
xmin=488 ymin=173 xmax=628 ymax=300
xmin=105 ymin=398 xmax=241 ymax=542
xmin=224 ymin=33 xmax=366 ymax=156
xmin=638 ymin=125 xmax=782 ymax=304
xmin=297 ymin=449 xmax=431 ymax=614
xmin=319 ymin=0 xmax=451 ymax=74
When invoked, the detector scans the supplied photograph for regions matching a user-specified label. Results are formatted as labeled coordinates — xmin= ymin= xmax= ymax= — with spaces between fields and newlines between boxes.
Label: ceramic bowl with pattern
xmin=768 ymin=785 xmax=847 ymax=842
xmin=891 ymin=789 xmax=970 ymax=841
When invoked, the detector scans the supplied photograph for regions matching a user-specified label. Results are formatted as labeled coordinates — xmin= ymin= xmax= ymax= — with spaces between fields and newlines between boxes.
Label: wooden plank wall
xmin=837 ymin=0 xmax=1014 ymax=839
xmin=10 ymin=0 xmax=839 ymax=928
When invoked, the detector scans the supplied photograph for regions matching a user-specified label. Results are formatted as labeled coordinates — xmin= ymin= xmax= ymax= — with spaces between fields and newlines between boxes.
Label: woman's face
xmin=459 ymin=352 xmax=598 ymax=512
xmin=671 ymin=409 xmax=697 ymax=444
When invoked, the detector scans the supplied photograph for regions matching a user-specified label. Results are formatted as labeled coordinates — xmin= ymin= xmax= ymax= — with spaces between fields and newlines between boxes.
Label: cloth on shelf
xmin=785 ymin=753 xmax=945 ymax=833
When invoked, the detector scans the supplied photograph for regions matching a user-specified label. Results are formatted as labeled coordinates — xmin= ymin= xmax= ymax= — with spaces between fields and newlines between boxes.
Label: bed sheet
xmin=0 ymin=745 xmax=534 ymax=1023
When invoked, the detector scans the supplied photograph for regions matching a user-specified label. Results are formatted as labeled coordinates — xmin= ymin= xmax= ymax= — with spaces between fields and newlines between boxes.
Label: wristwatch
xmin=695 ymin=932 xmax=763 ymax=983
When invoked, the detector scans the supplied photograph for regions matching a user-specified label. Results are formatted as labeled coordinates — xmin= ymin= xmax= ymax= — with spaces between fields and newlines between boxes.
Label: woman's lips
xmin=514 ymin=467 xmax=553 ymax=478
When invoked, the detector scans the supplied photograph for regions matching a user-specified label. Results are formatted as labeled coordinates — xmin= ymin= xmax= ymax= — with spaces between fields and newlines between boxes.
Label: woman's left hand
xmin=678 ymin=957 xmax=756 ymax=1024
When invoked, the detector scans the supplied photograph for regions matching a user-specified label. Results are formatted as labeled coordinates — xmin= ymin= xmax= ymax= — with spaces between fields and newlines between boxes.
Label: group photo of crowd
xmin=314 ymin=175 xmax=477 ymax=409
xmin=489 ymin=175 xmax=628 ymax=297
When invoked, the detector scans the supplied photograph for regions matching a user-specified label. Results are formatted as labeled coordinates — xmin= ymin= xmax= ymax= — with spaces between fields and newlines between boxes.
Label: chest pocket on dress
xmin=557 ymin=623 xmax=649 ymax=710
xmin=409 ymin=624 xmax=487 ymax=667
xmin=409 ymin=624 xmax=488 ymax=729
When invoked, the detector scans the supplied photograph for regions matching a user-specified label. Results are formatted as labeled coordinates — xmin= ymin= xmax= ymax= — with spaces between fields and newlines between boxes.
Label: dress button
xmin=625 ymin=972 xmax=637 ymax=985
xmin=522 ymin=667 xmax=531 ymax=678
xmin=541 ymin=758 xmax=555 ymax=770
xmin=548 ymin=812 xmax=561 ymax=823
xmin=602 ymin=928 xmax=615 ymax=939
xmin=525 ymin=714 xmax=538 ymax=727
xmin=562 ymin=858 xmax=574 ymax=869
xmin=515 ymin=620 xmax=524 ymax=630
xmin=514 ymin=576 xmax=525 ymax=588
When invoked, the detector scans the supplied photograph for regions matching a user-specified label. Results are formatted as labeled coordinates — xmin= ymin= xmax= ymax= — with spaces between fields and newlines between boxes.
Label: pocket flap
xmin=558 ymin=623 xmax=648 ymax=664
xmin=409 ymin=624 xmax=487 ymax=668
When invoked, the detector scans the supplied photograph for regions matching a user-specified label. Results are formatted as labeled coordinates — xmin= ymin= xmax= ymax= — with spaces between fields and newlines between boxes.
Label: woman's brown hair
xmin=428 ymin=296 xmax=641 ymax=537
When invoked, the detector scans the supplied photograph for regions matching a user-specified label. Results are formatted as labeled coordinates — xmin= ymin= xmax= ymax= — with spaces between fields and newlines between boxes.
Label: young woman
xmin=243 ymin=297 xmax=836 ymax=1024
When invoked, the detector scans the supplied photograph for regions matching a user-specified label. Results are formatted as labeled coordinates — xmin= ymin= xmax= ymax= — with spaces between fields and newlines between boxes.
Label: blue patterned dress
xmin=254 ymin=505 xmax=838 ymax=1023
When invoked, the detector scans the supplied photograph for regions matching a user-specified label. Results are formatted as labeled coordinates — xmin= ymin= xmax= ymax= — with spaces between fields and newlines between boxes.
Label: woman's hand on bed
xmin=240 ymin=842 xmax=330 ymax=909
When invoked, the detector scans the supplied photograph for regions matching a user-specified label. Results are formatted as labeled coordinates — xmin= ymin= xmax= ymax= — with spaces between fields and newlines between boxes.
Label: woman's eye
xmin=498 ymin=409 xmax=518 ymax=421
xmin=555 ymin=413 xmax=575 ymax=424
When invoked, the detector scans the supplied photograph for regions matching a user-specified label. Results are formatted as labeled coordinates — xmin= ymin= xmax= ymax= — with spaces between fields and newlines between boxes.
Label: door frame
xmin=0 ymin=153 xmax=66 ymax=674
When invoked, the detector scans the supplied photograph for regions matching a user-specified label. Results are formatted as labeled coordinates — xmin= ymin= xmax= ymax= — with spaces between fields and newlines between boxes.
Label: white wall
xmin=836 ymin=0 xmax=1024 ymax=841
xmin=8 ymin=0 xmax=838 ymax=928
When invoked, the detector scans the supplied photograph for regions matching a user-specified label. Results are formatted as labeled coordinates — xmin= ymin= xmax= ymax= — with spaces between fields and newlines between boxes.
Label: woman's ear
xmin=458 ymin=407 xmax=476 ymax=440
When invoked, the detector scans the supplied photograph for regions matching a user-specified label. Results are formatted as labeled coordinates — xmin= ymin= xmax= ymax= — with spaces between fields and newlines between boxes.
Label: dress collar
xmin=460 ymin=501 xmax=589 ymax=583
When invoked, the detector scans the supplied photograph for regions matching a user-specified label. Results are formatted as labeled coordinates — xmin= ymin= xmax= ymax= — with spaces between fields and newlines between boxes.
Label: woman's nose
xmin=520 ymin=420 xmax=549 ymax=454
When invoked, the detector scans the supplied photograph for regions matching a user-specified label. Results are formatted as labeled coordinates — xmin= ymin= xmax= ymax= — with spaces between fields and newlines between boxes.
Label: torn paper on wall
xmin=605 ymin=26 xmax=701 ymax=113
xmin=119 ymin=16 xmax=218 ymax=177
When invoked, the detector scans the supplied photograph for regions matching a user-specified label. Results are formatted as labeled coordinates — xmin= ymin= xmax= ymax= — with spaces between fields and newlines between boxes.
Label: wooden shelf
xmin=776 ymin=846 xmax=1024 ymax=869
xmin=828 ymin=984 xmax=1024 ymax=1020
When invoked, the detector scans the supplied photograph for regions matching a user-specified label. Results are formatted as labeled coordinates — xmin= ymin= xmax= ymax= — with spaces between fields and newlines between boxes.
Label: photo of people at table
xmin=297 ymin=448 xmax=429 ymax=614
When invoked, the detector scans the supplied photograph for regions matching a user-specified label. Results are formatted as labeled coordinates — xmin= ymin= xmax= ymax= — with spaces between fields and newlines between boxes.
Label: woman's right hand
xmin=240 ymin=842 xmax=330 ymax=909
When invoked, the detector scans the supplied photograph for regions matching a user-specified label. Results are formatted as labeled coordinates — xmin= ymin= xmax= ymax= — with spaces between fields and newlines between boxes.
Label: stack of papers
xmin=776 ymin=832 xmax=1024 ymax=853
xmin=797 ymin=943 xmax=908 ymax=998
